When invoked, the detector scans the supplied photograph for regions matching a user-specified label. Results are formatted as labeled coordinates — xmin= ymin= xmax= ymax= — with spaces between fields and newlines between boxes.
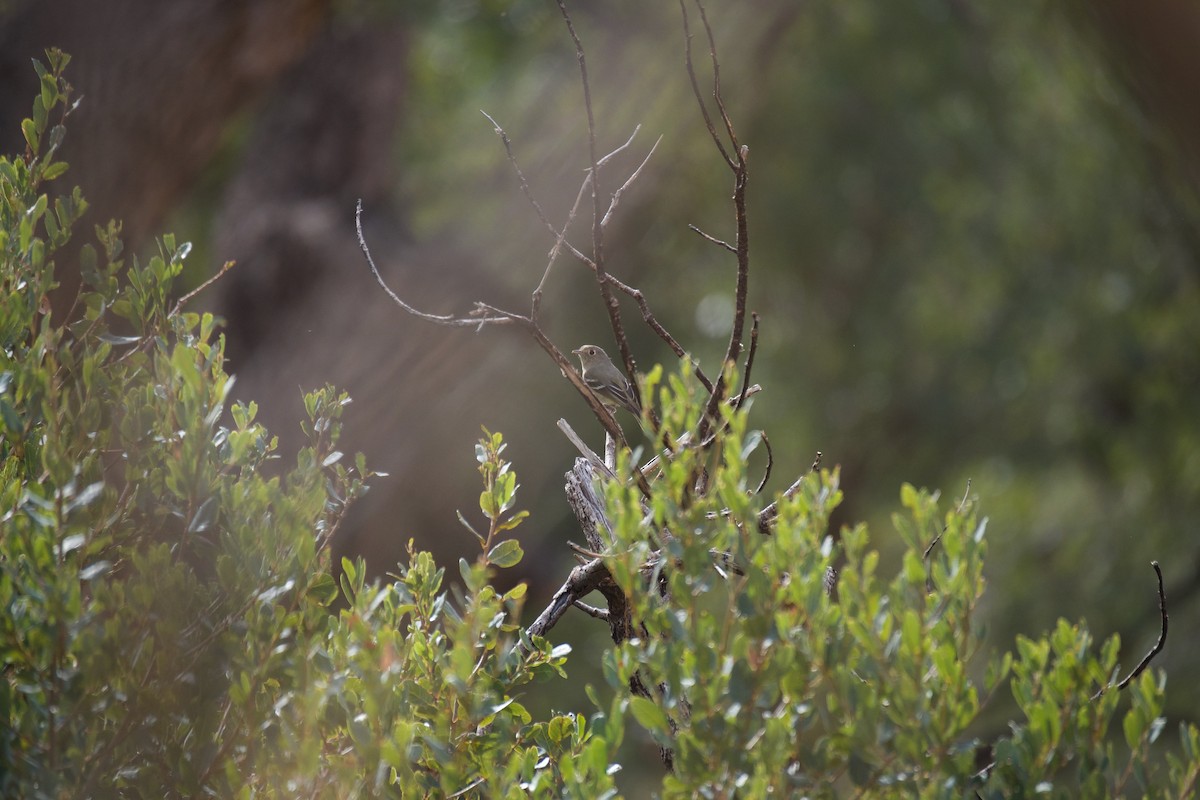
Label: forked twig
xmin=602 ymin=134 xmax=663 ymax=228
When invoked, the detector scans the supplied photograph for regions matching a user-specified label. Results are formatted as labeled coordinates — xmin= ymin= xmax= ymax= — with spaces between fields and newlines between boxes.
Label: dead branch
xmin=735 ymin=311 xmax=760 ymax=411
xmin=757 ymin=451 xmax=822 ymax=534
xmin=679 ymin=0 xmax=733 ymax=168
xmin=688 ymin=223 xmax=737 ymax=253
xmin=753 ymin=431 xmax=773 ymax=495
xmin=1092 ymin=561 xmax=1168 ymax=700
xmin=526 ymin=557 xmax=614 ymax=639
xmin=679 ymin=0 xmax=752 ymax=445
xmin=356 ymin=200 xmax=526 ymax=330
xmin=557 ymin=419 xmax=615 ymax=480
xmin=554 ymin=0 xmax=637 ymax=386
xmin=565 ymin=457 xmax=614 ymax=552
xmin=602 ymin=135 xmax=663 ymax=229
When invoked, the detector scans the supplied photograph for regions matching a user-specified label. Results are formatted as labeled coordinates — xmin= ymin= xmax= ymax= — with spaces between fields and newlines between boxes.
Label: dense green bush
xmin=3 ymin=51 xmax=1198 ymax=798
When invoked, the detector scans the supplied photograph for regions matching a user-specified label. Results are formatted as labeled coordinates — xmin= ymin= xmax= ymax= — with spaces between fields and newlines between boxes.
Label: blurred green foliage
xmin=6 ymin=71 xmax=1196 ymax=780
xmin=593 ymin=361 xmax=1199 ymax=796
xmin=1 ymin=51 xmax=612 ymax=797
xmin=394 ymin=0 xmax=1200 ymax=723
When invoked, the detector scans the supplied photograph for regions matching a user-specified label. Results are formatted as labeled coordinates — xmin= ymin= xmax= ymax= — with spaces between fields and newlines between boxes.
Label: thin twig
xmin=679 ymin=0 xmax=751 ymax=447
xmin=757 ymin=451 xmax=821 ymax=534
xmin=603 ymin=274 xmax=714 ymax=393
xmin=480 ymin=110 xmax=554 ymax=249
xmin=735 ymin=312 xmax=760 ymax=410
xmin=355 ymin=199 xmax=521 ymax=328
xmin=601 ymin=135 xmax=662 ymax=229
xmin=693 ymin=0 xmax=739 ymax=152
xmin=554 ymin=0 xmax=636 ymax=383
xmin=170 ymin=260 xmax=235 ymax=318
xmin=1093 ymin=561 xmax=1168 ymax=700
xmin=679 ymin=0 xmax=733 ymax=167
xmin=540 ymin=173 xmax=592 ymax=300
xmin=481 ymin=108 xmax=713 ymax=394
xmin=447 ymin=777 xmax=486 ymax=799
xmin=753 ymin=431 xmax=773 ymax=495
xmin=574 ymin=601 xmax=609 ymax=621
xmin=922 ymin=480 xmax=972 ymax=594
xmin=481 ymin=114 xmax=645 ymax=315
xmin=688 ymin=223 xmax=737 ymax=253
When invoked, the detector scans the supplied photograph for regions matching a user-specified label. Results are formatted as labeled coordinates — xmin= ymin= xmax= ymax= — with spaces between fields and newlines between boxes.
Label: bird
xmin=571 ymin=344 xmax=642 ymax=417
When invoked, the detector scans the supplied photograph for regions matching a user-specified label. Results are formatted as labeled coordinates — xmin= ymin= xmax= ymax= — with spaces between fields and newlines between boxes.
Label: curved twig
xmin=735 ymin=311 xmax=760 ymax=410
xmin=757 ymin=451 xmax=821 ymax=534
xmin=1092 ymin=561 xmax=1168 ymax=700
xmin=753 ymin=431 xmax=773 ymax=496
xmin=355 ymin=199 xmax=522 ymax=328
xmin=679 ymin=0 xmax=733 ymax=168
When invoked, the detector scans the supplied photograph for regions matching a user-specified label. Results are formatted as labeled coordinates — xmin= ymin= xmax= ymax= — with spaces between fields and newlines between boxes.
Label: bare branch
xmin=540 ymin=126 xmax=649 ymax=306
xmin=355 ymin=199 xmax=523 ymax=328
xmin=757 ymin=451 xmax=822 ymax=534
xmin=481 ymin=110 xmax=555 ymax=238
xmin=171 ymin=259 xmax=235 ymax=318
xmin=557 ymin=419 xmax=616 ymax=480
xmin=554 ymin=0 xmax=636 ymax=383
xmin=677 ymin=0 xmax=752 ymax=446
xmin=693 ymin=0 xmax=739 ymax=152
xmin=688 ymin=223 xmax=737 ymax=253
xmin=601 ymin=274 xmax=715 ymax=393
xmin=679 ymin=0 xmax=733 ymax=168
xmin=735 ymin=311 xmax=760 ymax=411
xmin=598 ymin=124 xmax=645 ymax=168
xmin=574 ymin=601 xmax=609 ymax=621
xmin=602 ymin=134 xmax=662 ymax=229
xmin=753 ymin=431 xmax=773 ymax=496
xmin=526 ymin=557 xmax=612 ymax=639
xmin=1093 ymin=561 xmax=1169 ymax=700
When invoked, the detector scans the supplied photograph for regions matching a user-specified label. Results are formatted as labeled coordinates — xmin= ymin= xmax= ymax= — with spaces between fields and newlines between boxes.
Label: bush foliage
xmin=2 ymin=51 xmax=1198 ymax=798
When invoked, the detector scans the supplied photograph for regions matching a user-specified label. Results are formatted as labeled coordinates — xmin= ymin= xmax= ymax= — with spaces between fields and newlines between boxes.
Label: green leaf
xmin=40 ymin=73 xmax=57 ymax=111
xmin=0 ymin=399 xmax=22 ymax=434
xmin=21 ymin=117 xmax=38 ymax=152
xmin=480 ymin=489 xmax=496 ymax=519
xmin=629 ymin=696 xmax=670 ymax=737
xmin=307 ymin=573 xmax=339 ymax=607
xmin=487 ymin=539 xmax=523 ymax=568
xmin=187 ymin=496 xmax=218 ymax=534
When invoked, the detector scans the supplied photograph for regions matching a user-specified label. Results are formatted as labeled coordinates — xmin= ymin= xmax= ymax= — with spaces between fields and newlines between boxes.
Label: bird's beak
xmin=571 ymin=347 xmax=583 ymax=356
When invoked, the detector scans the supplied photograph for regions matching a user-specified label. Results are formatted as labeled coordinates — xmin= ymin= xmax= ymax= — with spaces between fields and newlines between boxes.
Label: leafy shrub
xmin=2 ymin=50 xmax=1198 ymax=799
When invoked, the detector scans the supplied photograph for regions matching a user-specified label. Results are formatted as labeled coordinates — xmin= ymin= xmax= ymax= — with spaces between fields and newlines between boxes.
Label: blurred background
xmin=3 ymin=0 xmax=1198 ymax=783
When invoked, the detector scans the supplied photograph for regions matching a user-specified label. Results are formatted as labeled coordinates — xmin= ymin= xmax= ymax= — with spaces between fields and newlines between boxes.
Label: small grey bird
xmin=572 ymin=344 xmax=642 ymax=416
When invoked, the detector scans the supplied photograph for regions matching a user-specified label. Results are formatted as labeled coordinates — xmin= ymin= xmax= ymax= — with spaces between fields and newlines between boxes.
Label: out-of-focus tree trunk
xmin=0 ymin=0 xmax=331 ymax=250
